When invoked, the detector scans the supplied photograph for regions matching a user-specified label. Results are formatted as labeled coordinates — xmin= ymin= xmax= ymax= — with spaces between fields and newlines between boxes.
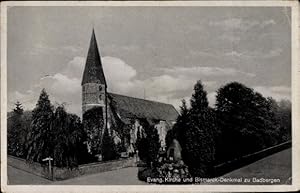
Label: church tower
xmin=81 ymin=29 xmax=107 ymax=127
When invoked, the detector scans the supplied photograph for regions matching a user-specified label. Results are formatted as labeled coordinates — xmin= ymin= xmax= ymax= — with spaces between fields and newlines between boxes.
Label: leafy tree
xmin=83 ymin=107 xmax=104 ymax=155
xmin=215 ymin=82 xmax=281 ymax=162
xmin=102 ymin=128 xmax=118 ymax=161
xmin=269 ymin=99 xmax=291 ymax=142
xmin=180 ymin=80 xmax=216 ymax=177
xmin=26 ymin=89 xmax=54 ymax=163
xmin=52 ymin=105 xmax=87 ymax=168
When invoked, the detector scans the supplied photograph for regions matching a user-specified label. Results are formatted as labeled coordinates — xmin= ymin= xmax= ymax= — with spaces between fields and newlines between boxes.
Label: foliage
xmin=51 ymin=105 xmax=87 ymax=168
xmin=165 ymin=129 xmax=175 ymax=150
xmin=24 ymin=89 xmax=91 ymax=167
xmin=146 ymin=125 xmax=160 ymax=166
xmin=172 ymin=99 xmax=189 ymax=147
xmin=136 ymin=119 xmax=160 ymax=167
xmin=101 ymin=128 xmax=118 ymax=161
xmin=136 ymin=128 xmax=148 ymax=162
xmin=270 ymin=99 xmax=292 ymax=142
xmin=7 ymin=102 xmax=30 ymax=158
xmin=82 ymin=107 xmax=104 ymax=155
xmin=26 ymin=89 xmax=54 ymax=163
xmin=14 ymin=101 xmax=24 ymax=114
xmin=169 ymin=81 xmax=216 ymax=177
xmin=180 ymin=81 xmax=216 ymax=177
xmin=215 ymin=82 xmax=283 ymax=162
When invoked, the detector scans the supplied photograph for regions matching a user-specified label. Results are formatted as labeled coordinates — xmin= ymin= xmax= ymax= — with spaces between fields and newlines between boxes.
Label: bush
xmin=136 ymin=119 xmax=160 ymax=167
xmin=102 ymin=128 xmax=118 ymax=161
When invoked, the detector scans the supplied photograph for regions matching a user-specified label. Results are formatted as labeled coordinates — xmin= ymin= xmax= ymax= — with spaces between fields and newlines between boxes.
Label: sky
xmin=7 ymin=6 xmax=291 ymax=116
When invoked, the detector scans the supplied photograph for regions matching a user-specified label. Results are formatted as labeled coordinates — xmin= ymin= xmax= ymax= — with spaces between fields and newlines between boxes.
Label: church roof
xmin=108 ymin=93 xmax=179 ymax=124
xmin=81 ymin=29 xmax=106 ymax=86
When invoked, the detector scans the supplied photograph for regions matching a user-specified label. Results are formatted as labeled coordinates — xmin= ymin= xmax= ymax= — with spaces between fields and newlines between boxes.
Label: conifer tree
xmin=181 ymin=80 xmax=215 ymax=177
xmin=146 ymin=125 xmax=160 ymax=167
xmin=26 ymin=89 xmax=54 ymax=163
xmin=14 ymin=101 xmax=24 ymax=115
xmin=173 ymin=99 xmax=189 ymax=147
xmin=8 ymin=101 xmax=25 ymax=157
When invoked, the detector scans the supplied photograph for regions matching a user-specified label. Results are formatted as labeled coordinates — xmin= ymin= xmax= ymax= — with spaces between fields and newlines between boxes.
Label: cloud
xmin=8 ymin=56 xmax=85 ymax=115
xmin=254 ymin=86 xmax=291 ymax=101
xmin=209 ymin=18 xmax=276 ymax=32
xmin=223 ymin=48 xmax=283 ymax=59
xmin=163 ymin=66 xmax=256 ymax=78
xmin=11 ymin=55 xmax=287 ymax=117
xmin=219 ymin=33 xmax=241 ymax=43
xmin=29 ymin=43 xmax=83 ymax=56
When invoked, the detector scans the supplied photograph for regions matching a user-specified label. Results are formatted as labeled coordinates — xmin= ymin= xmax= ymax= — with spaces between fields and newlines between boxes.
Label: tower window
xmin=99 ymin=85 xmax=102 ymax=91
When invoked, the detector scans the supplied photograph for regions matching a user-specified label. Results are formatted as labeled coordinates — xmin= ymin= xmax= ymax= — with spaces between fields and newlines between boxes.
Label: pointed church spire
xmin=81 ymin=29 xmax=107 ymax=86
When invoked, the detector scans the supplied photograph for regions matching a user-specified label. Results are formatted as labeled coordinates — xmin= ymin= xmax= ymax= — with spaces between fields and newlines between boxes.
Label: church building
xmin=81 ymin=30 xmax=178 ymax=155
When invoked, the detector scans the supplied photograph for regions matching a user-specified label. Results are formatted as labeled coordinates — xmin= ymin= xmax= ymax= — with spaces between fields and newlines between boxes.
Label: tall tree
xmin=7 ymin=101 xmax=26 ymax=157
xmin=173 ymin=99 xmax=189 ymax=146
xmin=51 ymin=105 xmax=87 ymax=168
xmin=215 ymin=82 xmax=280 ymax=162
xmin=181 ymin=80 xmax=216 ymax=177
xmin=145 ymin=125 xmax=160 ymax=167
xmin=26 ymin=89 xmax=54 ymax=163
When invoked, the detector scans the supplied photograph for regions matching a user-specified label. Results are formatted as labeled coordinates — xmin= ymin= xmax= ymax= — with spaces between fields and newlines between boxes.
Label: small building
xmin=81 ymin=29 xmax=178 ymax=154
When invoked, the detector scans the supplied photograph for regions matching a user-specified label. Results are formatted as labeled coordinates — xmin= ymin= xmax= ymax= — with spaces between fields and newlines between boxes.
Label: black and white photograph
xmin=1 ymin=1 xmax=299 ymax=192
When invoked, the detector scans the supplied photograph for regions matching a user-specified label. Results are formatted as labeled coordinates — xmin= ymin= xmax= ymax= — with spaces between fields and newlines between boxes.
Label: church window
xmin=99 ymin=85 xmax=102 ymax=91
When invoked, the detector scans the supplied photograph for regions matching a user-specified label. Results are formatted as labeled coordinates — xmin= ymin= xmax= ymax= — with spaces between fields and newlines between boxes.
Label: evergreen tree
xmin=7 ymin=101 xmax=26 ymax=157
xmin=173 ymin=99 xmax=189 ymax=146
xmin=13 ymin=101 xmax=24 ymax=115
xmin=181 ymin=80 xmax=215 ymax=177
xmin=145 ymin=125 xmax=160 ymax=167
xmin=26 ymin=89 xmax=54 ymax=163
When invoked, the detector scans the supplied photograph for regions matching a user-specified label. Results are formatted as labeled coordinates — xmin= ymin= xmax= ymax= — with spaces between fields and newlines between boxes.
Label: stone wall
xmin=8 ymin=156 xmax=137 ymax=181
xmin=214 ymin=141 xmax=292 ymax=176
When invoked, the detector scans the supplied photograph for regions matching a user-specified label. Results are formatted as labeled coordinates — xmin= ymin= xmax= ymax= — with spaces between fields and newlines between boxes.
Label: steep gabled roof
xmin=81 ymin=29 xmax=106 ymax=86
xmin=108 ymin=93 xmax=179 ymax=123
